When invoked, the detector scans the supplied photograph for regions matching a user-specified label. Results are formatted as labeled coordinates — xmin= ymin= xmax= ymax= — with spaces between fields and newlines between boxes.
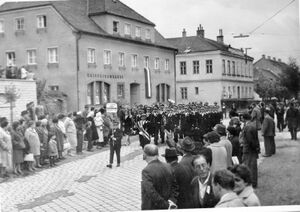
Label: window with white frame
xmin=87 ymin=48 xmax=95 ymax=64
xmin=15 ymin=17 xmax=24 ymax=30
xmin=154 ymin=58 xmax=159 ymax=70
xmin=117 ymin=83 xmax=125 ymax=99
xmin=180 ymin=87 xmax=188 ymax=99
xmin=6 ymin=52 xmax=16 ymax=66
xmin=206 ymin=60 xmax=213 ymax=73
xmin=222 ymin=59 xmax=226 ymax=75
xmin=195 ymin=87 xmax=199 ymax=95
xmin=0 ymin=20 xmax=4 ymax=33
xmin=113 ymin=21 xmax=119 ymax=33
xmin=180 ymin=61 xmax=186 ymax=74
xmin=228 ymin=86 xmax=232 ymax=98
xmin=193 ymin=60 xmax=199 ymax=74
xmin=124 ymin=23 xmax=131 ymax=35
xmin=227 ymin=60 xmax=231 ymax=75
xmin=37 ymin=15 xmax=47 ymax=28
xmin=48 ymin=47 xmax=58 ymax=63
xmin=118 ymin=52 xmax=125 ymax=67
xmin=104 ymin=50 xmax=111 ymax=65
xmin=135 ymin=26 xmax=141 ymax=38
xmin=145 ymin=28 xmax=150 ymax=39
xmin=27 ymin=49 xmax=37 ymax=65
xmin=232 ymin=61 xmax=236 ymax=75
xmin=144 ymin=56 xmax=149 ymax=68
xmin=132 ymin=54 xmax=137 ymax=68
xmin=165 ymin=59 xmax=169 ymax=71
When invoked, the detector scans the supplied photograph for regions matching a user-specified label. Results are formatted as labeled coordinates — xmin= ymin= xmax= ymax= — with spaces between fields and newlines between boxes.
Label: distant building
xmin=167 ymin=26 xmax=254 ymax=106
xmin=253 ymin=54 xmax=288 ymax=82
xmin=0 ymin=0 xmax=176 ymax=111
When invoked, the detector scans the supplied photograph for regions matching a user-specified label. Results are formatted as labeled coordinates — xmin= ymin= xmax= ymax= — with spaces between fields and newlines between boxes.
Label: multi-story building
xmin=253 ymin=54 xmax=288 ymax=82
xmin=167 ymin=26 xmax=254 ymax=106
xmin=0 ymin=0 xmax=176 ymax=111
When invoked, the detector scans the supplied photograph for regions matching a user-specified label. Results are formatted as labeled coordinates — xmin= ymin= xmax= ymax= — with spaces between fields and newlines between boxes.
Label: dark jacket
xmin=261 ymin=114 xmax=275 ymax=137
xmin=242 ymin=121 xmax=260 ymax=155
xmin=191 ymin=175 xmax=218 ymax=208
xmin=176 ymin=153 xmax=196 ymax=208
xmin=141 ymin=159 xmax=178 ymax=210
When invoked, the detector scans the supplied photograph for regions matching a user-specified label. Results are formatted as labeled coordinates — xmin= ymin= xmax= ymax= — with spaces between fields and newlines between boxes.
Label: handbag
xmin=15 ymin=140 xmax=26 ymax=150
xmin=24 ymin=153 xmax=34 ymax=161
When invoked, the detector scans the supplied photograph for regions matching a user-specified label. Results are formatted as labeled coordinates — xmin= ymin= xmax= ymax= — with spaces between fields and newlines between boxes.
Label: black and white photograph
xmin=0 ymin=0 xmax=299 ymax=211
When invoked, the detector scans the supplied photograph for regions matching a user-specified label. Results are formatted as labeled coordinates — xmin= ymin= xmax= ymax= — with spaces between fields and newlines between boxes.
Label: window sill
xmin=28 ymin=64 xmax=38 ymax=69
xmin=15 ymin=30 xmax=25 ymax=36
xmin=36 ymin=28 xmax=47 ymax=34
xmin=131 ymin=67 xmax=139 ymax=72
xmin=88 ymin=63 xmax=97 ymax=68
xmin=47 ymin=63 xmax=59 ymax=68
xmin=119 ymin=66 xmax=126 ymax=71
xmin=104 ymin=64 xmax=112 ymax=70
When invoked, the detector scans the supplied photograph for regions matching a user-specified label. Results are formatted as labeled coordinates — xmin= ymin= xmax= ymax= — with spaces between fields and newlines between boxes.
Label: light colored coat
xmin=219 ymin=137 xmax=233 ymax=167
xmin=251 ymin=106 xmax=262 ymax=130
xmin=25 ymin=127 xmax=41 ymax=156
xmin=238 ymin=186 xmax=261 ymax=206
xmin=64 ymin=117 xmax=77 ymax=148
xmin=208 ymin=143 xmax=227 ymax=173
xmin=0 ymin=127 xmax=13 ymax=170
xmin=215 ymin=192 xmax=245 ymax=207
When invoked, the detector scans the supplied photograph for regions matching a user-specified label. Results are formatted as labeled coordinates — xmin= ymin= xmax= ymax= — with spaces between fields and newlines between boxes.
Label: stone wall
xmin=0 ymin=79 xmax=37 ymax=122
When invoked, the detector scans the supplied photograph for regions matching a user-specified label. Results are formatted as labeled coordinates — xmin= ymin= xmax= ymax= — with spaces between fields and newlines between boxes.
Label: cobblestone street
xmin=0 ymin=138 xmax=168 ymax=212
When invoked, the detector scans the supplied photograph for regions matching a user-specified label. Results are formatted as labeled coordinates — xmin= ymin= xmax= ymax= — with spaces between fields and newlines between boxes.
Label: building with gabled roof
xmin=253 ymin=54 xmax=289 ymax=82
xmin=0 ymin=0 xmax=176 ymax=111
xmin=167 ymin=26 xmax=254 ymax=106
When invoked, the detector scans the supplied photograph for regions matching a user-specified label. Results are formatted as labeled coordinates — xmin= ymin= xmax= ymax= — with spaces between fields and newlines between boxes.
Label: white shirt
xmin=198 ymin=172 xmax=211 ymax=199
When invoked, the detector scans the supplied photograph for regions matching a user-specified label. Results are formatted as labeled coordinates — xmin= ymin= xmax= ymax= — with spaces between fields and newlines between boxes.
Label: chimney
xmin=197 ymin=24 xmax=204 ymax=38
xmin=273 ymin=57 xmax=276 ymax=61
xmin=217 ymin=29 xmax=224 ymax=44
xmin=267 ymin=56 xmax=271 ymax=59
xmin=262 ymin=54 xmax=265 ymax=59
xmin=182 ymin=28 xmax=186 ymax=37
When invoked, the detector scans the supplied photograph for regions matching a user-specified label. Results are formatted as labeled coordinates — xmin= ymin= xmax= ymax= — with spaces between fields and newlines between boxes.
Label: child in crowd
xmin=106 ymin=127 xmax=123 ymax=168
xmin=48 ymin=134 xmax=58 ymax=167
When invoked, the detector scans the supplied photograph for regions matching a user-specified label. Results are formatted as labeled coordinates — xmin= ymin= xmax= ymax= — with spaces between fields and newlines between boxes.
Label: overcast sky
xmin=1 ymin=0 xmax=299 ymax=64
xmin=121 ymin=0 xmax=300 ymax=64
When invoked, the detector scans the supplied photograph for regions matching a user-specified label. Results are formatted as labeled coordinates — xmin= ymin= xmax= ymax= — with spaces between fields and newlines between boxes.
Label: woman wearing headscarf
xmin=11 ymin=121 xmax=26 ymax=175
xmin=25 ymin=120 xmax=41 ymax=168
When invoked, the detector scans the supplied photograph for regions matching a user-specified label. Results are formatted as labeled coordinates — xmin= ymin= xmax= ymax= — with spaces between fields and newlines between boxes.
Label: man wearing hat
xmin=177 ymin=136 xmax=196 ymax=208
xmin=137 ymin=114 xmax=150 ymax=148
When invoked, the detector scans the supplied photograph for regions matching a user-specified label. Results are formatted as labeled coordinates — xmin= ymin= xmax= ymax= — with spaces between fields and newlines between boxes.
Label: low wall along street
xmin=0 ymin=79 xmax=37 ymax=122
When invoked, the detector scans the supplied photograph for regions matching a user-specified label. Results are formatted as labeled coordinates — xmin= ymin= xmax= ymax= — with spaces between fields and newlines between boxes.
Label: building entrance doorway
xmin=130 ymin=83 xmax=140 ymax=106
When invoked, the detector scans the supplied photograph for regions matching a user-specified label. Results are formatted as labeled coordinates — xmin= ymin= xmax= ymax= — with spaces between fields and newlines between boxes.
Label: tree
xmin=4 ymin=84 xmax=20 ymax=123
xmin=280 ymin=58 xmax=300 ymax=99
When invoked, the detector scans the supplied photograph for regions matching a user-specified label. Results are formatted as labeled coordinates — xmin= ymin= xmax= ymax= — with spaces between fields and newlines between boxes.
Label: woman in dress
xmin=0 ymin=118 xmax=13 ymax=178
xmin=51 ymin=118 xmax=66 ymax=160
xmin=10 ymin=121 xmax=26 ymax=175
xmin=25 ymin=121 xmax=41 ymax=169
xmin=64 ymin=113 xmax=77 ymax=156
xmin=123 ymin=109 xmax=134 ymax=146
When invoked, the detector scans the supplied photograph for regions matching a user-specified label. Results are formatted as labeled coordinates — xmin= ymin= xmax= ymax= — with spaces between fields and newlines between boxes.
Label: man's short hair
xmin=192 ymin=148 xmax=212 ymax=167
xmin=144 ymin=144 xmax=158 ymax=157
xmin=228 ymin=164 xmax=252 ymax=186
xmin=213 ymin=169 xmax=235 ymax=190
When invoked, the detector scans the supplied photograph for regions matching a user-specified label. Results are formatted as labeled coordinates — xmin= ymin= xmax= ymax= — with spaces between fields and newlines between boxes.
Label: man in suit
xmin=176 ymin=136 xmax=196 ymax=208
xmin=241 ymin=113 xmax=260 ymax=188
xmin=141 ymin=144 xmax=178 ymax=210
xmin=251 ymin=103 xmax=262 ymax=130
xmin=261 ymin=108 xmax=276 ymax=157
xmin=191 ymin=149 xmax=218 ymax=208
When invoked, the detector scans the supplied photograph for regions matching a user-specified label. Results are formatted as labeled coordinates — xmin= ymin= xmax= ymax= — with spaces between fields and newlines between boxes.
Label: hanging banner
xmin=144 ymin=67 xmax=152 ymax=98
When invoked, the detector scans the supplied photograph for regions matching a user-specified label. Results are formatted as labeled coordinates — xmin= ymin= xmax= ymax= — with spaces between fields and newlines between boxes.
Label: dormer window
xmin=145 ymin=28 xmax=150 ymax=40
xmin=113 ymin=21 xmax=119 ymax=33
xmin=37 ymin=15 xmax=47 ymax=28
xmin=135 ymin=26 xmax=141 ymax=38
xmin=15 ymin=17 xmax=24 ymax=31
xmin=124 ymin=23 xmax=131 ymax=36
